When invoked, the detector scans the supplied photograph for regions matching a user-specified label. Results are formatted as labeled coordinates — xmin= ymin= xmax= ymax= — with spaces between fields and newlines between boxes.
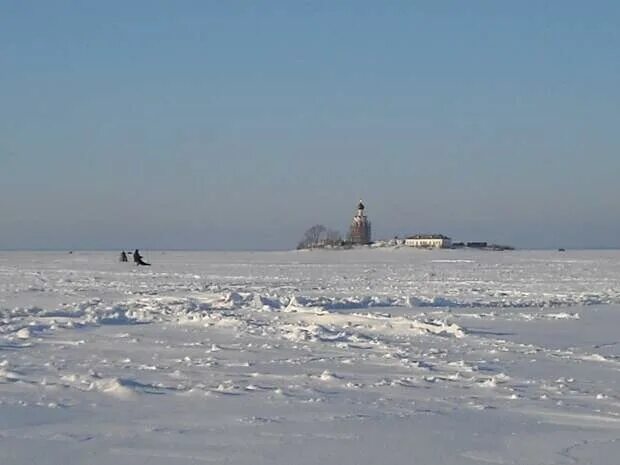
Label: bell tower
xmin=349 ymin=200 xmax=371 ymax=244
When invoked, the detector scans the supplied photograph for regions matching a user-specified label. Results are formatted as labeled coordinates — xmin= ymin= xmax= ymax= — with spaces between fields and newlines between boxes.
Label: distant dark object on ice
xmin=558 ymin=248 xmax=566 ymax=252
xmin=120 ymin=251 xmax=128 ymax=262
xmin=487 ymin=244 xmax=515 ymax=251
xmin=133 ymin=249 xmax=150 ymax=266
xmin=452 ymin=242 xmax=513 ymax=251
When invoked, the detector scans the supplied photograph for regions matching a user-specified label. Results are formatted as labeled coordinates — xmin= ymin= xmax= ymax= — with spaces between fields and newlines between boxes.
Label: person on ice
xmin=133 ymin=249 xmax=150 ymax=266
xmin=120 ymin=251 xmax=128 ymax=262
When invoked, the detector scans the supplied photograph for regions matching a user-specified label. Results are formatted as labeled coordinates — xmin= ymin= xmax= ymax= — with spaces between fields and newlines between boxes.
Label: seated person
xmin=133 ymin=249 xmax=151 ymax=266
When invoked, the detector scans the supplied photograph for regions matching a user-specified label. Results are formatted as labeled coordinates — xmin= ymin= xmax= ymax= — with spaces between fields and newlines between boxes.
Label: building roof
xmin=405 ymin=234 xmax=451 ymax=240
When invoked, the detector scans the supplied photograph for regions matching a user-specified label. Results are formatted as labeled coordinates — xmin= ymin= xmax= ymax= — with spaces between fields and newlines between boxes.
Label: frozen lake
xmin=1 ymin=249 xmax=619 ymax=464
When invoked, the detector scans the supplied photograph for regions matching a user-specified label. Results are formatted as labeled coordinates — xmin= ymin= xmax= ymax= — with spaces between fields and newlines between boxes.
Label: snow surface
xmin=1 ymin=249 xmax=619 ymax=464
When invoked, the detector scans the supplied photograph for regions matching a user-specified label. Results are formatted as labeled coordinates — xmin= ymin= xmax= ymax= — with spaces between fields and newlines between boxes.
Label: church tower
xmin=349 ymin=200 xmax=372 ymax=245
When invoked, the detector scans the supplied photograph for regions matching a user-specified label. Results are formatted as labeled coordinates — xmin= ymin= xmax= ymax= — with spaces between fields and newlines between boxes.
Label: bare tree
xmin=325 ymin=229 xmax=342 ymax=245
xmin=297 ymin=224 xmax=327 ymax=249
xmin=297 ymin=225 xmax=344 ymax=249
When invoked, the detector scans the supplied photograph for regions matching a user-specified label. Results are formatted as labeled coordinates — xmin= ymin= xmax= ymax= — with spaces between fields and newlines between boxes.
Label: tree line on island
xmin=297 ymin=224 xmax=345 ymax=249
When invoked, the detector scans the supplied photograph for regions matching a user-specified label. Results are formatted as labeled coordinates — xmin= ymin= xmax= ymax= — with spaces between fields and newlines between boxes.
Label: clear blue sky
xmin=1 ymin=1 xmax=619 ymax=250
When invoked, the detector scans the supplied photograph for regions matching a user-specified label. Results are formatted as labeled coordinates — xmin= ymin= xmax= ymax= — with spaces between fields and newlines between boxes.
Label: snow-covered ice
xmin=1 ymin=249 xmax=619 ymax=464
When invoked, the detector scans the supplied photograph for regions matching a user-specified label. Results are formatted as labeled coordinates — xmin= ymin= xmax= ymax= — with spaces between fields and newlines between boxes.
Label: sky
xmin=1 ymin=1 xmax=619 ymax=250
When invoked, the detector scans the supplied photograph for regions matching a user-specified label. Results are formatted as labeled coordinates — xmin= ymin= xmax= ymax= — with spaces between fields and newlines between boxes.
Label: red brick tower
xmin=349 ymin=200 xmax=371 ymax=245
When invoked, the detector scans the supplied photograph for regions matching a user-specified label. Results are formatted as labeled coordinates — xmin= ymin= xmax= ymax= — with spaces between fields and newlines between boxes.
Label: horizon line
xmin=1 ymin=247 xmax=620 ymax=252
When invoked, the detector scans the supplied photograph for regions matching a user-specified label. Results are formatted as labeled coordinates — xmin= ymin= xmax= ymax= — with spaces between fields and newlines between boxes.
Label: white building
xmin=404 ymin=234 xmax=452 ymax=249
